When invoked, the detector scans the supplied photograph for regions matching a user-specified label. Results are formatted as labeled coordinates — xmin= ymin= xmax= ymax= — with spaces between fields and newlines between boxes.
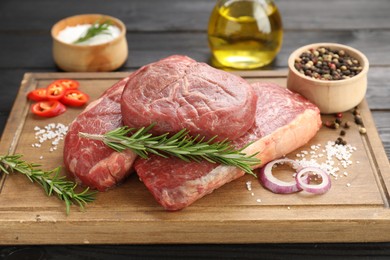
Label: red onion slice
xmin=295 ymin=167 xmax=331 ymax=194
xmin=258 ymin=158 xmax=306 ymax=194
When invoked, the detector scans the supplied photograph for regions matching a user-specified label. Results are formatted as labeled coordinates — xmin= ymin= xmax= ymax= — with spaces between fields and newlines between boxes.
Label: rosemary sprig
xmin=79 ymin=124 xmax=260 ymax=176
xmin=0 ymin=154 xmax=97 ymax=215
xmin=73 ymin=19 xmax=112 ymax=44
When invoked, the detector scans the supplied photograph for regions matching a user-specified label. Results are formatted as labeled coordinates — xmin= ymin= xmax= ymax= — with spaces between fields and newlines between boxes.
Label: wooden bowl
xmin=51 ymin=14 xmax=128 ymax=72
xmin=287 ymin=43 xmax=369 ymax=114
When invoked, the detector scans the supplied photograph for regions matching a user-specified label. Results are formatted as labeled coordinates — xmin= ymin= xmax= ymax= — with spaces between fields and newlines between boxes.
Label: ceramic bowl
xmin=287 ymin=43 xmax=369 ymax=114
xmin=51 ymin=14 xmax=128 ymax=72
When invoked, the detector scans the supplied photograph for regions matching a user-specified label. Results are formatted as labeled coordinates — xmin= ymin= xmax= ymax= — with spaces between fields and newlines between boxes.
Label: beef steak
xmin=121 ymin=55 xmax=257 ymax=141
xmin=63 ymin=77 xmax=137 ymax=191
xmin=134 ymin=82 xmax=322 ymax=210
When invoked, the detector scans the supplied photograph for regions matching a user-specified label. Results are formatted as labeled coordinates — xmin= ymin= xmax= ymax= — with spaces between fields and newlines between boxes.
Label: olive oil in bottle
xmin=208 ymin=0 xmax=283 ymax=69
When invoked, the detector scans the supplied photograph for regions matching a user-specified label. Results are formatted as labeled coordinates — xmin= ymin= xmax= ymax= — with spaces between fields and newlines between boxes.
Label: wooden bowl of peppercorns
xmin=287 ymin=43 xmax=369 ymax=114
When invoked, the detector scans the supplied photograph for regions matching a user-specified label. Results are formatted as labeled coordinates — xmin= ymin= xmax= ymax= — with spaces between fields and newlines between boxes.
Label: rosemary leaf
xmin=79 ymin=125 xmax=261 ymax=176
xmin=0 ymin=154 xmax=97 ymax=215
xmin=73 ymin=19 xmax=112 ymax=44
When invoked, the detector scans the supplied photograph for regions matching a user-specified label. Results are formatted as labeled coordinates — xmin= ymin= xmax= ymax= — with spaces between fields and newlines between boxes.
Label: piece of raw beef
xmin=134 ymin=82 xmax=322 ymax=210
xmin=63 ymin=76 xmax=137 ymax=191
xmin=121 ymin=55 xmax=257 ymax=141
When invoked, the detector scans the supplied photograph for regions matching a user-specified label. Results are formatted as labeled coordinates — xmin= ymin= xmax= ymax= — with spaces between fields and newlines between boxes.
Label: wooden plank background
xmin=0 ymin=0 xmax=389 ymax=258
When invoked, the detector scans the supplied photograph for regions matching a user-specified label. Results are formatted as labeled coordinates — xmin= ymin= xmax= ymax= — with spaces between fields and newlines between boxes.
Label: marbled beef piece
xmin=135 ymin=82 xmax=322 ymax=211
xmin=63 ymin=76 xmax=137 ymax=191
xmin=121 ymin=55 xmax=257 ymax=141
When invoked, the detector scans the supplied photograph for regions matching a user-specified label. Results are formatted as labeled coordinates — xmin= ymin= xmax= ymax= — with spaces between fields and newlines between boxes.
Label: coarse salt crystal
xmin=295 ymin=141 xmax=356 ymax=180
xmin=246 ymin=181 xmax=252 ymax=191
xmin=32 ymin=123 xmax=68 ymax=153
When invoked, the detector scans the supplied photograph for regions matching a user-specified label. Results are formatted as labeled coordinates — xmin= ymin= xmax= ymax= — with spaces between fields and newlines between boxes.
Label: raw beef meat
xmin=135 ymin=82 xmax=322 ymax=211
xmin=121 ymin=55 xmax=257 ymax=141
xmin=63 ymin=76 xmax=137 ymax=191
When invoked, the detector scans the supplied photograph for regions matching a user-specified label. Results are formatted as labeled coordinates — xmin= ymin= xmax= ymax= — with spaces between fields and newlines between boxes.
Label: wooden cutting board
xmin=1 ymin=71 xmax=390 ymax=245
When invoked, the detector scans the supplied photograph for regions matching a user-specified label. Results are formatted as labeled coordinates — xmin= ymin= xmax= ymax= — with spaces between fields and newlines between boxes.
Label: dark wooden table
xmin=1 ymin=0 xmax=389 ymax=259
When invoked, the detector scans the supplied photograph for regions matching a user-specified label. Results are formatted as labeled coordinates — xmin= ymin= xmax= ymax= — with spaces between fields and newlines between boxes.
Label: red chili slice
xmin=60 ymin=89 xmax=89 ymax=107
xmin=31 ymin=100 xmax=66 ymax=117
xmin=27 ymin=88 xmax=47 ymax=102
xmin=47 ymin=83 xmax=66 ymax=101
xmin=51 ymin=79 xmax=80 ymax=90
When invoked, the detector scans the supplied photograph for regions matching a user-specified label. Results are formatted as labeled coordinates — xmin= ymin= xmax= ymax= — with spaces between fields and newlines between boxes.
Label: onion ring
xmin=295 ymin=166 xmax=331 ymax=194
xmin=258 ymin=158 xmax=307 ymax=194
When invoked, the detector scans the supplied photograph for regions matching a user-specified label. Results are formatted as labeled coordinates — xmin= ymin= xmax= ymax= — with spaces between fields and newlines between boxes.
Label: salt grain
xmin=295 ymin=141 xmax=357 ymax=179
xmin=32 ymin=123 xmax=68 ymax=152
xmin=246 ymin=181 xmax=252 ymax=191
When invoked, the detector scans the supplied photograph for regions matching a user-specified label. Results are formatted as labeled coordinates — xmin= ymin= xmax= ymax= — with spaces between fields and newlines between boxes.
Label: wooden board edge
xmin=29 ymin=71 xmax=133 ymax=80
xmin=234 ymin=70 xmax=288 ymax=78
xmin=2 ymin=207 xmax=390 ymax=244
xmin=360 ymin=99 xmax=390 ymax=207
xmin=0 ymin=73 xmax=37 ymax=193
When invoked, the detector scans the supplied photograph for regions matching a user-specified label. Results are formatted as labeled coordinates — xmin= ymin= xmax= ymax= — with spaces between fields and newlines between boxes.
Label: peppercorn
xmin=294 ymin=46 xmax=363 ymax=81
xmin=335 ymin=137 xmax=346 ymax=145
xmin=353 ymin=108 xmax=360 ymax=116
xmin=332 ymin=122 xmax=340 ymax=129
xmin=344 ymin=121 xmax=352 ymax=129
xmin=335 ymin=118 xmax=342 ymax=124
xmin=335 ymin=112 xmax=343 ymax=118
xmin=359 ymin=127 xmax=367 ymax=134
xmin=355 ymin=115 xmax=363 ymax=125
xmin=324 ymin=121 xmax=333 ymax=128
xmin=340 ymin=130 xmax=346 ymax=136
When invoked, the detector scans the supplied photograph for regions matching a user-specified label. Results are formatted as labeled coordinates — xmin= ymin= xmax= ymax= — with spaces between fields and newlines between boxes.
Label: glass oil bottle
xmin=208 ymin=0 xmax=283 ymax=69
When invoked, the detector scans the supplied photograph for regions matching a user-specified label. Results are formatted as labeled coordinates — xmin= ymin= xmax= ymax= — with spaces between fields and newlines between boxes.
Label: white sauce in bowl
xmin=57 ymin=24 xmax=121 ymax=45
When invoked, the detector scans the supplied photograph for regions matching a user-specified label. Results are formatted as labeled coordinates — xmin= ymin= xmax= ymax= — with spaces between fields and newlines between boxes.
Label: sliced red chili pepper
xmin=46 ymin=83 xmax=66 ymax=101
xmin=60 ymin=89 xmax=89 ymax=107
xmin=27 ymin=88 xmax=47 ymax=102
xmin=51 ymin=79 xmax=80 ymax=90
xmin=31 ymin=100 xmax=66 ymax=117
